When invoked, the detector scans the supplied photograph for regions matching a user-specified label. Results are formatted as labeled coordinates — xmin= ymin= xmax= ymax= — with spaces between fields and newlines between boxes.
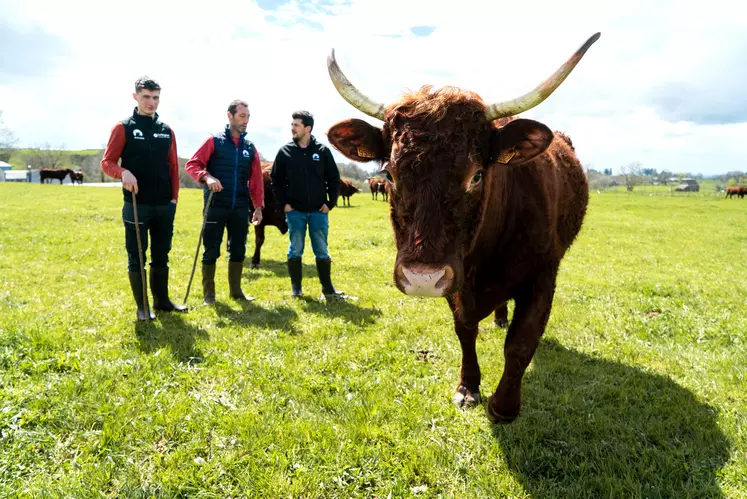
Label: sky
xmin=0 ymin=0 xmax=745 ymax=176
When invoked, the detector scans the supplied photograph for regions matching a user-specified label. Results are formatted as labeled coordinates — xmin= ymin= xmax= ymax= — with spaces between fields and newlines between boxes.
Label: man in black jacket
xmin=270 ymin=111 xmax=345 ymax=299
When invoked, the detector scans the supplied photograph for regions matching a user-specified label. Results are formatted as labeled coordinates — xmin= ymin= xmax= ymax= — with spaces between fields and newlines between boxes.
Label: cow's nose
xmin=396 ymin=264 xmax=454 ymax=297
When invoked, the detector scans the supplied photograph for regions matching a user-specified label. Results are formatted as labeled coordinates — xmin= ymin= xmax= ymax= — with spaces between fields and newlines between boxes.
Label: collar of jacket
xmin=223 ymin=124 xmax=246 ymax=142
xmin=131 ymin=107 xmax=159 ymax=125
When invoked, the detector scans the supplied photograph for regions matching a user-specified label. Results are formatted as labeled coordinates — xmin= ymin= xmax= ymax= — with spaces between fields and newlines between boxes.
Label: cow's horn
xmin=328 ymin=49 xmax=388 ymax=121
xmin=484 ymin=32 xmax=601 ymax=122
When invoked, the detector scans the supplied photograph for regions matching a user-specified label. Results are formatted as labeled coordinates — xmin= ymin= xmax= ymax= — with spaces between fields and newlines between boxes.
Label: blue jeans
xmin=122 ymin=201 xmax=176 ymax=272
xmin=286 ymin=210 xmax=330 ymax=259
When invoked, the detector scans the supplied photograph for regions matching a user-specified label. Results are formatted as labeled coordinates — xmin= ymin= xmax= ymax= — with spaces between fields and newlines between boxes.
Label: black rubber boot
xmin=228 ymin=261 xmax=253 ymax=301
xmin=128 ymin=271 xmax=155 ymax=321
xmin=150 ymin=267 xmax=188 ymax=312
xmin=202 ymin=263 xmax=216 ymax=305
xmin=287 ymin=258 xmax=303 ymax=298
xmin=316 ymin=258 xmax=345 ymax=298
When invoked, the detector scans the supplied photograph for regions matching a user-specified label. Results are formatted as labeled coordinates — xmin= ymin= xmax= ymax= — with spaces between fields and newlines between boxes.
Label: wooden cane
xmin=182 ymin=190 xmax=215 ymax=305
xmin=131 ymin=192 xmax=152 ymax=319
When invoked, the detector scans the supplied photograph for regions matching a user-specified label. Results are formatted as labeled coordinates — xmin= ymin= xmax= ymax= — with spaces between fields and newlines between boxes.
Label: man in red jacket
xmin=101 ymin=76 xmax=187 ymax=320
xmin=185 ymin=99 xmax=264 ymax=304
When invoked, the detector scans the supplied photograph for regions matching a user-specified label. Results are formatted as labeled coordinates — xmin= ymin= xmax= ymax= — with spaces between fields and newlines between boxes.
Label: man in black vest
xmin=185 ymin=99 xmax=264 ymax=304
xmin=101 ymin=76 xmax=187 ymax=320
xmin=270 ymin=110 xmax=345 ymax=299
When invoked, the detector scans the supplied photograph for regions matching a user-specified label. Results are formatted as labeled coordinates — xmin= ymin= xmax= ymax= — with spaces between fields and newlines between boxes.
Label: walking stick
xmin=131 ymin=192 xmax=152 ymax=319
xmin=183 ymin=190 xmax=215 ymax=305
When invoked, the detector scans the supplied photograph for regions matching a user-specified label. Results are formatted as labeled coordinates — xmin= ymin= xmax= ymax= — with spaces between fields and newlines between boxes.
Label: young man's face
xmin=291 ymin=119 xmax=310 ymax=142
xmin=228 ymin=105 xmax=250 ymax=135
xmin=133 ymin=89 xmax=160 ymax=116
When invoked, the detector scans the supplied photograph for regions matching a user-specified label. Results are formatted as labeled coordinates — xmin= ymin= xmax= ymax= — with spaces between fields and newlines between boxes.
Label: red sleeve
xmin=100 ymin=123 xmax=126 ymax=178
xmin=185 ymin=136 xmax=215 ymax=183
xmin=169 ymin=131 xmax=179 ymax=201
xmin=249 ymin=149 xmax=265 ymax=208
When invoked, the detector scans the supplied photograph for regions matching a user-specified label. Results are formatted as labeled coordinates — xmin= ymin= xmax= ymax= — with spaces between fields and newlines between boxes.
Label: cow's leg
xmin=487 ymin=271 xmax=557 ymax=423
xmin=493 ymin=302 xmax=509 ymax=328
xmin=447 ymin=295 xmax=483 ymax=408
xmin=250 ymin=224 xmax=265 ymax=269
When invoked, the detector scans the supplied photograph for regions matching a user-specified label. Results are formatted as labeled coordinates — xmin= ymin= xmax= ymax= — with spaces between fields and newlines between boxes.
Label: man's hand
xmin=122 ymin=170 xmax=138 ymax=194
xmin=203 ymin=174 xmax=223 ymax=192
xmin=284 ymin=204 xmax=293 ymax=213
xmin=252 ymin=207 xmax=263 ymax=226
xmin=170 ymin=199 xmax=177 ymax=204
xmin=319 ymin=204 xmax=330 ymax=214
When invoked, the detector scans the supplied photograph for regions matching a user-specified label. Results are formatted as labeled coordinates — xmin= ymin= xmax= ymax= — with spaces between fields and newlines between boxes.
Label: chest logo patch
xmin=312 ymin=153 xmax=320 ymax=161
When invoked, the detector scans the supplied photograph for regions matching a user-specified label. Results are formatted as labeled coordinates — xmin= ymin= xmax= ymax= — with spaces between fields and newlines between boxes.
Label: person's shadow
xmin=135 ymin=313 xmax=209 ymax=364
xmin=490 ymin=339 xmax=730 ymax=498
xmin=214 ymin=300 xmax=301 ymax=335
xmin=301 ymin=297 xmax=382 ymax=326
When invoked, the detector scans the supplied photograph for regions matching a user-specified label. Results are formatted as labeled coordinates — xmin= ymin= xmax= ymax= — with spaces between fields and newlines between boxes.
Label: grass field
xmin=1 ymin=183 xmax=746 ymax=498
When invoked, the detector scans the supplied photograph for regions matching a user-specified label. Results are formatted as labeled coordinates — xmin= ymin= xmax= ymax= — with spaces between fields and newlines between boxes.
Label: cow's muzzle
xmin=395 ymin=263 xmax=455 ymax=297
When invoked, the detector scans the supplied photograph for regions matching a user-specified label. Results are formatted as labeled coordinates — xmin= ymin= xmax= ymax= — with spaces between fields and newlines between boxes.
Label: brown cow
xmin=367 ymin=176 xmax=386 ymax=200
xmin=339 ymin=178 xmax=361 ymax=206
xmin=326 ymin=32 xmax=600 ymax=423
xmin=377 ymin=179 xmax=389 ymax=202
xmin=248 ymin=165 xmax=289 ymax=269
xmin=40 ymin=168 xmax=73 ymax=184
xmin=725 ymin=186 xmax=746 ymax=199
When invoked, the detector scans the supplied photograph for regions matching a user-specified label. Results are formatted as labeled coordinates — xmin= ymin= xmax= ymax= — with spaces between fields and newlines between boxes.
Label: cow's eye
xmin=469 ymin=171 xmax=483 ymax=188
xmin=385 ymin=170 xmax=394 ymax=182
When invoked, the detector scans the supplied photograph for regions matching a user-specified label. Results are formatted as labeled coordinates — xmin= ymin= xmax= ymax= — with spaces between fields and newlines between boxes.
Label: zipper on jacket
xmin=233 ymin=140 xmax=239 ymax=209
xmin=304 ymin=148 xmax=311 ymax=209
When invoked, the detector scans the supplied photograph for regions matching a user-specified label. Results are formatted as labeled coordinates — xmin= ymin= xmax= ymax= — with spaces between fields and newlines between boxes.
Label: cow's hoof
xmin=494 ymin=318 xmax=508 ymax=329
xmin=249 ymin=262 xmax=260 ymax=269
xmin=486 ymin=396 xmax=519 ymax=424
xmin=452 ymin=386 xmax=481 ymax=408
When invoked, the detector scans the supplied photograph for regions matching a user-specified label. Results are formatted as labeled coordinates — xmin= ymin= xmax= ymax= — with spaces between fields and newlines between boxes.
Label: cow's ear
xmin=490 ymin=119 xmax=554 ymax=166
xmin=327 ymin=119 xmax=385 ymax=162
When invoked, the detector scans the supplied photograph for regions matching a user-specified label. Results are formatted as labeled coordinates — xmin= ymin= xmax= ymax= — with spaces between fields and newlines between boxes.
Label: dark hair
xmin=228 ymin=99 xmax=249 ymax=115
xmin=292 ymin=110 xmax=314 ymax=131
xmin=135 ymin=76 xmax=161 ymax=93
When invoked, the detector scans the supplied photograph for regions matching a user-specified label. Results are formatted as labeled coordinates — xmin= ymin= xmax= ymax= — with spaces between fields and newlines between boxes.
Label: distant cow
xmin=367 ymin=177 xmax=386 ymax=200
xmin=40 ymin=168 xmax=72 ymax=184
xmin=248 ymin=165 xmax=289 ymax=269
xmin=70 ymin=170 xmax=84 ymax=184
xmin=339 ymin=178 xmax=361 ymax=206
xmin=725 ymin=186 xmax=746 ymax=199
xmin=377 ymin=180 xmax=391 ymax=202
xmin=327 ymin=33 xmax=599 ymax=423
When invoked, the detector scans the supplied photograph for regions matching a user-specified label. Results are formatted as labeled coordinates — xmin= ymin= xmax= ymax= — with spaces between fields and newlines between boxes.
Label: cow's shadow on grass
xmin=134 ymin=313 xmax=209 ymax=364
xmin=300 ymin=297 xmax=382 ymax=326
xmin=213 ymin=300 xmax=301 ymax=335
xmin=490 ymin=339 xmax=730 ymax=498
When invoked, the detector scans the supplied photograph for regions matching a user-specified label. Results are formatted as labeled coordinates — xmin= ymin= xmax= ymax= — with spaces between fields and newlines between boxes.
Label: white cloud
xmin=0 ymin=0 xmax=745 ymax=175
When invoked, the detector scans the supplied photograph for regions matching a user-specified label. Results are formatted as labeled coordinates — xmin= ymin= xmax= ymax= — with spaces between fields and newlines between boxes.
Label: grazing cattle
xmin=248 ymin=164 xmax=289 ymax=269
xmin=70 ymin=170 xmax=84 ymax=184
xmin=326 ymin=32 xmax=600 ymax=423
xmin=40 ymin=168 xmax=72 ymax=184
xmin=725 ymin=186 xmax=746 ymax=199
xmin=339 ymin=178 xmax=361 ymax=206
xmin=367 ymin=176 xmax=386 ymax=200
xmin=377 ymin=179 xmax=389 ymax=202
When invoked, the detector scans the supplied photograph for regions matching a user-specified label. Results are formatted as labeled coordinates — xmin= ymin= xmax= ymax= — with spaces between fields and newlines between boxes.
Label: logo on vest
xmin=242 ymin=149 xmax=251 ymax=158
xmin=133 ymin=129 xmax=144 ymax=139
xmin=312 ymin=153 xmax=320 ymax=161
xmin=153 ymin=132 xmax=171 ymax=139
